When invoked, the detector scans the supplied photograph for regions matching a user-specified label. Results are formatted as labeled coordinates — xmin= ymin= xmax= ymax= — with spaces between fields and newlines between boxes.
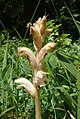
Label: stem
xmin=35 ymin=89 xmax=41 ymax=119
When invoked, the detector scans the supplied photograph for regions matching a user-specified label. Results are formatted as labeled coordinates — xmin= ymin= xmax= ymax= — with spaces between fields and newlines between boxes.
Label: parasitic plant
xmin=15 ymin=16 xmax=57 ymax=119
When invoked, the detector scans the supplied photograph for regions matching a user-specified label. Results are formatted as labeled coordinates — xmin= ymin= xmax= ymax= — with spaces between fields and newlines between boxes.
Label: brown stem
xmin=35 ymin=89 xmax=41 ymax=119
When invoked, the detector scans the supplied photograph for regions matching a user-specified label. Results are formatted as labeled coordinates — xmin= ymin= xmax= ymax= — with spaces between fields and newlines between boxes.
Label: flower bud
xmin=30 ymin=27 xmax=42 ymax=52
xmin=39 ymin=16 xmax=46 ymax=36
xmin=46 ymin=28 xmax=53 ymax=34
xmin=30 ymin=16 xmax=47 ymax=52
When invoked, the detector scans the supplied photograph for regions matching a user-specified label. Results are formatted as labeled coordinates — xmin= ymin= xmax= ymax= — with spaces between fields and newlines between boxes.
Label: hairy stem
xmin=35 ymin=89 xmax=41 ymax=119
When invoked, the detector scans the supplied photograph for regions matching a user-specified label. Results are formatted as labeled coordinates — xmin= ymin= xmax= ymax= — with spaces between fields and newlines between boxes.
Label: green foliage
xmin=0 ymin=31 xmax=34 ymax=118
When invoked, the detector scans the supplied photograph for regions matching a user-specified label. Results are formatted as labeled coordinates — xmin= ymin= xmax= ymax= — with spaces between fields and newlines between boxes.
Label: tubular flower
xmin=34 ymin=70 xmax=48 ymax=87
xmin=37 ymin=42 xmax=57 ymax=63
xmin=30 ymin=16 xmax=53 ymax=52
xmin=15 ymin=78 xmax=37 ymax=97
xmin=18 ymin=47 xmax=37 ymax=69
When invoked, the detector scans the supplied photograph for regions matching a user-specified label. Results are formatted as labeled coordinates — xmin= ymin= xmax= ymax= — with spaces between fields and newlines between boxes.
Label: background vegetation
xmin=0 ymin=0 xmax=80 ymax=118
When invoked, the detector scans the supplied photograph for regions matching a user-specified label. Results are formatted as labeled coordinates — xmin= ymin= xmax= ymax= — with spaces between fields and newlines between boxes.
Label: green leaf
xmin=56 ymin=53 xmax=78 ymax=80
xmin=55 ymin=86 xmax=76 ymax=111
xmin=77 ymin=67 xmax=80 ymax=119
xmin=2 ymin=65 xmax=12 ymax=81
xmin=60 ymin=34 xmax=70 ymax=39
xmin=49 ymin=55 xmax=57 ymax=69
xmin=2 ymin=39 xmax=8 ymax=70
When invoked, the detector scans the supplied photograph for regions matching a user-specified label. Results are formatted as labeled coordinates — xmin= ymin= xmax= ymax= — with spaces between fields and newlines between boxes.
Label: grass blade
xmin=64 ymin=1 xmax=80 ymax=34
xmin=77 ymin=66 xmax=80 ymax=119
xmin=2 ymin=35 xmax=9 ymax=70
xmin=0 ymin=106 xmax=15 ymax=117
xmin=56 ymin=52 xmax=78 ymax=80
xmin=55 ymin=86 xmax=76 ymax=111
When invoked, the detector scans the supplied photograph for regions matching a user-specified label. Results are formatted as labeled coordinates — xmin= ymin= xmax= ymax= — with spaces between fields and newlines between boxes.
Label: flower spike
xmin=30 ymin=16 xmax=53 ymax=52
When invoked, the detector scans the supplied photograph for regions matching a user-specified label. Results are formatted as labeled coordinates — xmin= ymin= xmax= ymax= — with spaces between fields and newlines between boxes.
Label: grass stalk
xmin=0 ymin=106 xmax=15 ymax=118
xmin=77 ymin=66 xmax=80 ymax=119
xmin=24 ymin=0 xmax=41 ymax=38
xmin=2 ymin=34 xmax=9 ymax=70
xmin=64 ymin=1 xmax=80 ymax=34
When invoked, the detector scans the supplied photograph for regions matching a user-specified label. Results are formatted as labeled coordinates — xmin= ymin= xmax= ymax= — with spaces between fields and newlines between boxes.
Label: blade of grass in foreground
xmin=55 ymin=86 xmax=76 ymax=111
xmin=56 ymin=52 xmax=78 ymax=80
xmin=1 ymin=38 xmax=9 ymax=112
xmin=2 ymin=35 xmax=9 ymax=70
xmin=0 ymin=106 xmax=15 ymax=118
xmin=77 ymin=66 xmax=80 ymax=119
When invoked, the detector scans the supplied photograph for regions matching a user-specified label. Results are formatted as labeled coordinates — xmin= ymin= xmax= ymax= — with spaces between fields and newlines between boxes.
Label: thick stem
xmin=35 ymin=89 xmax=41 ymax=119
